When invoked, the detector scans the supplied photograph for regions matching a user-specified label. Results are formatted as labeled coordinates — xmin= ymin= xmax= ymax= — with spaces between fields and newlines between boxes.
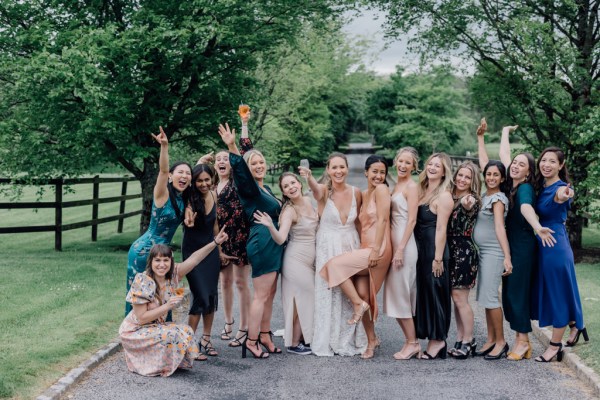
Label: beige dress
xmin=383 ymin=192 xmax=418 ymax=318
xmin=320 ymin=193 xmax=392 ymax=321
xmin=281 ymin=209 xmax=318 ymax=347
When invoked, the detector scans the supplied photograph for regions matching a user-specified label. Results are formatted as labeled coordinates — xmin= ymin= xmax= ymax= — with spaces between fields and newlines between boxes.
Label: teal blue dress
xmin=229 ymin=152 xmax=283 ymax=278
xmin=125 ymin=195 xmax=184 ymax=315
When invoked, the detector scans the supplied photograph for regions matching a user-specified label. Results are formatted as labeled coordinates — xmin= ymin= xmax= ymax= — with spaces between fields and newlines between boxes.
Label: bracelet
xmin=213 ymin=239 xmax=220 ymax=246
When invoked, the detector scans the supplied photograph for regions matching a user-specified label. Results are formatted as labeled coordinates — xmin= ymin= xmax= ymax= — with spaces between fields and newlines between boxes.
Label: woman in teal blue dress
xmin=218 ymin=122 xmax=283 ymax=359
xmin=533 ymin=147 xmax=587 ymax=363
xmin=126 ymin=127 xmax=192 ymax=315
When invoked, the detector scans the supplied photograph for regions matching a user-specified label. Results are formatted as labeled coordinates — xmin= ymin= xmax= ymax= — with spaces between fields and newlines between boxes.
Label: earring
xmin=168 ymin=178 xmax=173 ymax=183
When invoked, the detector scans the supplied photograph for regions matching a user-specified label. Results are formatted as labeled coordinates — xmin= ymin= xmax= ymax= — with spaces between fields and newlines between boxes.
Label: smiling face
xmin=280 ymin=175 xmax=302 ymax=200
xmin=484 ymin=165 xmax=503 ymax=190
xmin=327 ymin=156 xmax=348 ymax=184
xmin=454 ymin=167 xmax=473 ymax=195
xmin=366 ymin=161 xmax=387 ymax=187
xmin=215 ymin=151 xmax=230 ymax=178
xmin=510 ymin=154 xmax=530 ymax=182
xmin=195 ymin=171 xmax=212 ymax=194
xmin=539 ymin=151 xmax=562 ymax=180
xmin=169 ymin=164 xmax=192 ymax=192
xmin=248 ymin=153 xmax=266 ymax=180
xmin=396 ymin=151 xmax=416 ymax=179
xmin=426 ymin=156 xmax=445 ymax=181
xmin=151 ymin=254 xmax=172 ymax=278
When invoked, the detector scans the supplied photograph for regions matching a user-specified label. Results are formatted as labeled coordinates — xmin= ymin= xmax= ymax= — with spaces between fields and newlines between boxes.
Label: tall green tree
xmin=374 ymin=0 xmax=600 ymax=248
xmin=0 ymin=0 xmax=352 ymax=232
xmin=366 ymin=67 xmax=473 ymax=157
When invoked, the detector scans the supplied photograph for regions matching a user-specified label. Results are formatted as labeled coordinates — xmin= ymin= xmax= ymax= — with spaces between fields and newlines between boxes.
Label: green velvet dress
xmin=502 ymin=183 xmax=537 ymax=333
xmin=229 ymin=152 xmax=283 ymax=278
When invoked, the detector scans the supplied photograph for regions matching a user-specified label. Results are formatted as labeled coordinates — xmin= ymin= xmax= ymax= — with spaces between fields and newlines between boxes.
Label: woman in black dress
xmin=447 ymin=161 xmax=481 ymax=359
xmin=414 ymin=153 xmax=454 ymax=359
xmin=183 ymin=164 xmax=221 ymax=358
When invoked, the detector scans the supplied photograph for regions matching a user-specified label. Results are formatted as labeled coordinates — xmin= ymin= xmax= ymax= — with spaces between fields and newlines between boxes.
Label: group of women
xmin=118 ymin=114 xmax=588 ymax=377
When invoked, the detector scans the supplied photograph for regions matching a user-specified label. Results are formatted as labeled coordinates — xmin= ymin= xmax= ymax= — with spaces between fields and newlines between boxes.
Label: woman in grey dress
xmin=473 ymin=160 xmax=512 ymax=360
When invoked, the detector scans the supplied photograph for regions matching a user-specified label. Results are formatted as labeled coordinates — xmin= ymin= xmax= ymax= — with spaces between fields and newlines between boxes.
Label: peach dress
xmin=319 ymin=193 xmax=392 ymax=320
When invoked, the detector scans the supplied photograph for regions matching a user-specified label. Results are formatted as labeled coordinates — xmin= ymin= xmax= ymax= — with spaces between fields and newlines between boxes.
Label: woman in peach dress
xmin=119 ymin=228 xmax=227 ymax=377
xmin=320 ymin=155 xmax=392 ymax=359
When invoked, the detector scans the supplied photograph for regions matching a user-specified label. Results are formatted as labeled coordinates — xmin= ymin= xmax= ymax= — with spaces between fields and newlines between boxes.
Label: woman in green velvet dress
xmin=218 ymin=122 xmax=283 ymax=359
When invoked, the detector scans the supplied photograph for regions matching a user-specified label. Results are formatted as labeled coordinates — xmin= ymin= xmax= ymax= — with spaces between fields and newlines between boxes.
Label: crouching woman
xmin=119 ymin=228 xmax=227 ymax=376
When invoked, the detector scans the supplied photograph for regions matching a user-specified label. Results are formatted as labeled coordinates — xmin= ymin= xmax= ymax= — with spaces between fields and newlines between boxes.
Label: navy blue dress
xmin=532 ymin=180 xmax=584 ymax=329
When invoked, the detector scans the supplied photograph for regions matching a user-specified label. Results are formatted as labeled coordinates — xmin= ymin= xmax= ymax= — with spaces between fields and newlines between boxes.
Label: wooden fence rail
xmin=0 ymin=176 xmax=141 ymax=251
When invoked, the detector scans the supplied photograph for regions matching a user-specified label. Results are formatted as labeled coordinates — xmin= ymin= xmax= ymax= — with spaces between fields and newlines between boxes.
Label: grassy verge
xmin=569 ymin=263 xmax=600 ymax=371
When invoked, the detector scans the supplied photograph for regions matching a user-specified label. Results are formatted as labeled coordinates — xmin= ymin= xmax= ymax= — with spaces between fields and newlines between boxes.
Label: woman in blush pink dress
xmin=320 ymin=155 xmax=392 ymax=359
xmin=383 ymin=147 xmax=420 ymax=360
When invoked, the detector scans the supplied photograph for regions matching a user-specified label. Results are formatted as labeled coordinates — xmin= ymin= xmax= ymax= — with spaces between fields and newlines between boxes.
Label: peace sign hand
xmin=151 ymin=126 xmax=169 ymax=146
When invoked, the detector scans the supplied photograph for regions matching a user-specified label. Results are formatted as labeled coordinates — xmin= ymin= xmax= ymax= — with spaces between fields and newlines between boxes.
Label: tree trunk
xmin=567 ymin=209 xmax=584 ymax=250
xmin=138 ymin=158 xmax=159 ymax=235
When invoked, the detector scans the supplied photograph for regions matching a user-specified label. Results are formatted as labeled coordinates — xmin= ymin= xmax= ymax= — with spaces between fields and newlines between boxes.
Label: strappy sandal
xmin=535 ymin=341 xmax=564 ymax=362
xmin=242 ymin=337 xmax=269 ymax=359
xmin=220 ymin=320 xmax=234 ymax=341
xmin=258 ymin=331 xmax=282 ymax=354
xmin=199 ymin=334 xmax=218 ymax=356
xmin=229 ymin=329 xmax=248 ymax=348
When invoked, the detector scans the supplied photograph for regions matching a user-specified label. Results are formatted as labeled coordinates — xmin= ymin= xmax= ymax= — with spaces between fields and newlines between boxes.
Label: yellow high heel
xmin=507 ymin=340 xmax=532 ymax=361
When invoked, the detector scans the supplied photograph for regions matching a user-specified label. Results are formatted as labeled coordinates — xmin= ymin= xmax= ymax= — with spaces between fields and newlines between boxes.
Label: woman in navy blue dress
xmin=532 ymin=147 xmax=587 ymax=362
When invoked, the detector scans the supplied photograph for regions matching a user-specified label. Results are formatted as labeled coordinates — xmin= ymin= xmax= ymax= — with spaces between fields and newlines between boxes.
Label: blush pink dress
xmin=319 ymin=193 xmax=392 ymax=320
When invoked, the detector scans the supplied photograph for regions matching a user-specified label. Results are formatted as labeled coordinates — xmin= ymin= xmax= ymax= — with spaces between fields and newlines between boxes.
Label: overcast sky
xmin=342 ymin=9 xmax=473 ymax=76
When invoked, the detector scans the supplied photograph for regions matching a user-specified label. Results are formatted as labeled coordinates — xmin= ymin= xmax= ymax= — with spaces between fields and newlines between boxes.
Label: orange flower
xmin=175 ymin=287 xmax=185 ymax=296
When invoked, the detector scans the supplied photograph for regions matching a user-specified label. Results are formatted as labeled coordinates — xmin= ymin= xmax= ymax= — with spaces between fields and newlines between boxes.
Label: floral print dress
xmin=119 ymin=273 xmax=199 ymax=377
xmin=447 ymin=200 xmax=480 ymax=289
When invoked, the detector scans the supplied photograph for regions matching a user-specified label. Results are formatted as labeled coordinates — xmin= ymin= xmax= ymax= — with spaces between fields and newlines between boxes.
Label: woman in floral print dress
xmin=120 ymin=228 xmax=227 ymax=377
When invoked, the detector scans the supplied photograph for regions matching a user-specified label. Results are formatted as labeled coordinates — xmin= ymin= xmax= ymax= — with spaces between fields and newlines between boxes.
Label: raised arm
xmin=254 ymin=207 xmax=295 ymax=245
xmin=392 ymin=182 xmax=418 ymax=269
xmin=152 ymin=126 xmax=170 ymax=208
xmin=176 ymin=227 xmax=228 ymax=278
xmin=219 ymin=123 xmax=240 ymax=156
xmin=298 ymin=166 xmax=327 ymax=202
xmin=368 ymin=185 xmax=391 ymax=267
xmin=476 ymin=118 xmax=489 ymax=170
xmin=432 ymin=191 xmax=453 ymax=278
xmin=492 ymin=201 xmax=512 ymax=275
xmin=499 ymin=125 xmax=518 ymax=168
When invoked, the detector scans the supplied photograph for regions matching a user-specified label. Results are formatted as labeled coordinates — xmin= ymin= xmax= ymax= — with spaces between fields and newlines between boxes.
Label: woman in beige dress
xmin=320 ymin=155 xmax=392 ymax=359
xmin=383 ymin=147 xmax=420 ymax=360
xmin=254 ymin=172 xmax=317 ymax=355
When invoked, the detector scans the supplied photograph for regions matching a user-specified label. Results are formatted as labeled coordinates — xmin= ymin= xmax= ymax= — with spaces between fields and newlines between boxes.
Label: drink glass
xmin=238 ymin=104 xmax=250 ymax=118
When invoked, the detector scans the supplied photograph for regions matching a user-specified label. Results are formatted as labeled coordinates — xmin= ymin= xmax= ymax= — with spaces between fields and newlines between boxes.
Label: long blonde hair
xmin=452 ymin=161 xmax=481 ymax=205
xmin=419 ymin=152 xmax=453 ymax=204
xmin=393 ymin=146 xmax=420 ymax=176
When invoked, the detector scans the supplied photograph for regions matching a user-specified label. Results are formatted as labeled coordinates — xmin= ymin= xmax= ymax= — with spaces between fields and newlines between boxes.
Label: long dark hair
xmin=279 ymin=172 xmax=303 ymax=215
xmin=168 ymin=161 xmax=192 ymax=220
xmin=483 ymin=160 xmax=509 ymax=197
xmin=507 ymin=152 xmax=536 ymax=208
xmin=365 ymin=154 xmax=389 ymax=186
xmin=189 ymin=163 xmax=216 ymax=227
xmin=535 ymin=147 xmax=571 ymax=192
xmin=145 ymin=244 xmax=175 ymax=304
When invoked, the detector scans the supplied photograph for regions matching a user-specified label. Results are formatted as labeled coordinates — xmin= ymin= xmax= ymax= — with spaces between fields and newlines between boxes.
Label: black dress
xmin=182 ymin=198 xmax=220 ymax=315
xmin=414 ymin=204 xmax=451 ymax=341
xmin=447 ymin=202 xmax=479 ymax=289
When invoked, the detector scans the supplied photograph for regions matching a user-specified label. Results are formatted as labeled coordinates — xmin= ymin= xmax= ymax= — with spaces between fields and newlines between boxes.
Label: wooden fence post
xmin=91 ymin=175 xmax=99 ymax=241
xmin=55 ymin=179 xmax=63 ymax=251
xmin=118 ymin=180 xmax=128 ymax=233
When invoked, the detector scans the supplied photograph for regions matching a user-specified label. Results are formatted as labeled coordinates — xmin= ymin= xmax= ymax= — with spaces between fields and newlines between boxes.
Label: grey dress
xmin=473 ymin=192 xmax=509 ymax=309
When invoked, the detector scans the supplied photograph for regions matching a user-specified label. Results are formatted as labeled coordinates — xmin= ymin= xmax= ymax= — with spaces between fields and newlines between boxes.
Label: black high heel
xmin=241 ymin=337 xmax=269 ymax=359
xmin=421 ymin=341 xmax=447 ymax=360
xmin=565 ymin=324 xmax=589 ymax=347
xmin=454 ymin=338 xmax=477 ymax=360
xmin=535 ymin=341 xmax=564 ymax=362
xmin=473 ymin=342 xmax=494 ymax=357
xmin=484 ymin=343 xmax=509 ymax=360
xmin=258 ymin=331 xmax=282 ymax=354
xmin=448 ymin=341 xmax=461 ymax=357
